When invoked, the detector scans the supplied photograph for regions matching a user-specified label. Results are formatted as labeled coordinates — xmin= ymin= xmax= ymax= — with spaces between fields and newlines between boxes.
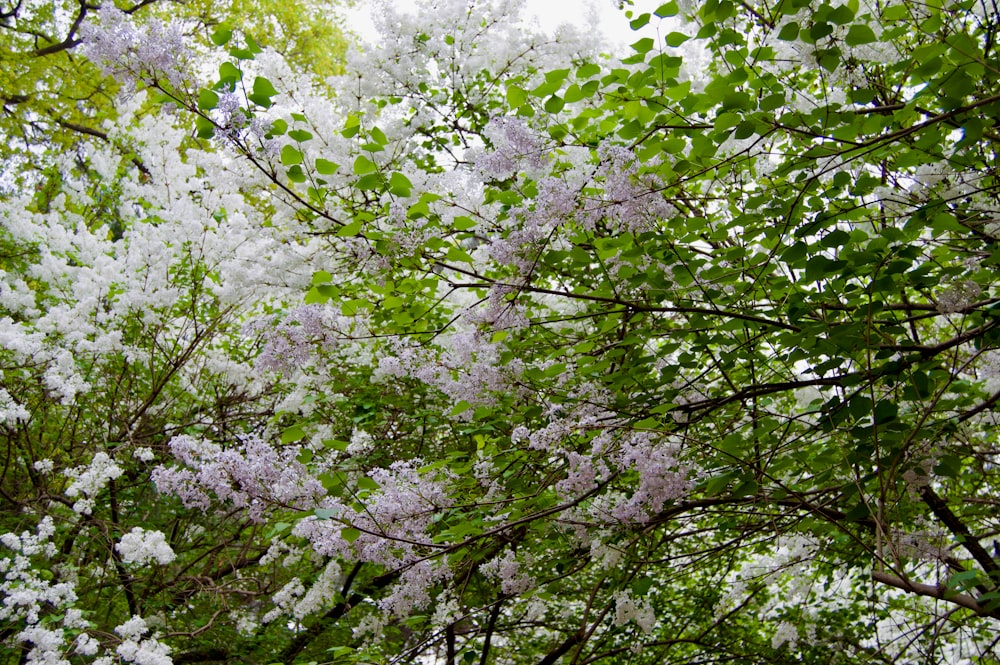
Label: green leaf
xmin=210 ymin=27 xmax=233 ymax=46
xmin=654 ymin=1 xmax=678 ymax=17
xmin=281 ymin=425 xmax=305 ymax=443
xmin=254 ymin=76 xmax=277 ymax=97
xmin=777 ymin=21 xmax=799 ymax=40
xmin=631 ymin=37 xmax=656 ymax=54
xmin=370 ymin=126 xmax=389 ymax=145
xmin=810 ymin=21 xmax=834 ymax=40
xmin=446 ymin=245 xmax=474 ymax=264
xmin=315 ymin=159 xmax=338 ymax=175
xmin=629 ymin=12 xmax=651 ymax=29
xmin=341 ymin=114 xmax=361 ymax=138
xmin=353 ymin=155 xmax=378 ymax=175
xmin=281 ymin=145 xmax=303 ymax=166
xmin=845 ymin=24 xmax=877 ymax=46
xmin=288 ymin=129 xmax=313 ymax=142
xmin=198 ymin=89 xmax=219 ymax=110
xmin=357 ymin=476 xmax=379 ymax=490
xmin=195 ymin=115 xmax=216 ymax=140
xmin=356 ymin=173 xmax=382 ymax=190
xmin=245 ymin=33 xmax=263 ymax=54
xmin=341 ymin=527 xmax=361 ymax=543
xmin=759 ymin=92 xmax=785 ymax=111
xmin=389 ymin=171 xmax=412 ymax=196
xmin=451 ymin=400 xmax=473 ymax=416
xmin=827 ymin=5 xmax=854 ymax=24
xmin=507 ymin=85 xmax=527 ymax=108
xmin=544 ymin=95 xmax=565 ymax=113
xmin=666 ymin=31 xmax=689 ymax=47
xmin=219 ymin=62 xmax=242 ymax=85
xmin=338 ymin=219 xmax=363 ymax=237
xmin=632 ymin=577 xmax=655 ymax=595
xmin=267 ymin=118 xmax=288 ymax=136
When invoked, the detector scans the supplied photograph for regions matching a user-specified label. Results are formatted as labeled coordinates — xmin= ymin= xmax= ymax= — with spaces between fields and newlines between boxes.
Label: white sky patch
xmin=340 ymin=0 xmax=671 ymax=54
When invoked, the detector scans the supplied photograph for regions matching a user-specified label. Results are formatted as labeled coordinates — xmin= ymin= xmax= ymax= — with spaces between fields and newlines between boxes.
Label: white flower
xmin=936 ymin=280 xmax=982 ymax=313
xmin=772 ymin=620 xmax=799 ymax=650
xmin=133 ymin=447 xmax=155 ymax=462
xmin=65 ymin=452 xmax=123 ymax=515
xmin=115 ymin=528 xmax=175 ymax=566
xmin=611 ymin=589 xmax=656 ymax=634
xmin=0 ymin=388 xmax=30 ymax=425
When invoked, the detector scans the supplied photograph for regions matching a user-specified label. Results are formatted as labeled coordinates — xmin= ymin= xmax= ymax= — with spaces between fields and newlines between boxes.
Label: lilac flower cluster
xmin=64 ymin=452 xmax=123 ymax=515
xmin=212 ymin=92 xmax=280 ymax=156
xmin=936 ymin=280 xmax=982 ymax=313
xmin=152 ymin=434 xmax=326 ymax=522
xmin=378 ymin=559 xmax=451 ymax=617
xmin=113 ymin=615 xmax=172 ymax=665
xmin=579 ymin=142 xmax=677 ymax=234
xmin=473 ymin=116 xmax=548 ymax=180
xmin=375 ymin=331 xmax=523 ymax=416
xmin=80 ymin=5 xmax=190 ymax=91
xmin=293 ymin=460 xmax=453 ymax=570
xmin=464 ymin=283 xmax=530 ymax=331
xmin=288 ymin=463 xmax=458 ymax=619
xmin=607 ymin=432 xmax=691 ymax=524
xmin=480 ymin=549 xmax=535 ymax=595
xmin=482 ymin=176 xmax=580 ymax=281
xmin=245 ymin=305 xmax=331 ymax=373
xmin=513 ymin=389 xmax=691 ymax=524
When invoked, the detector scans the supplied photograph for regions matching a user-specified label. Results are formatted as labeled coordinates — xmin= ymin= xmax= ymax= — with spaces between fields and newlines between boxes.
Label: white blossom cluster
xmin=0 ymin=387 xmax=30 ymax=425
xmin=115 ymin=528 xmax=176 ymax=566
xmin=64 ymin=452 xmax=123 ymax=515
xmin=611 ymin=589 xmax=656 ymax=634
xmin=108 ymin=615 xmax=172 ymax=665
xmin=1 ymin=517 xmax=90 ymax=665
xmin=936 ymin=280 xmax=983 ymax=313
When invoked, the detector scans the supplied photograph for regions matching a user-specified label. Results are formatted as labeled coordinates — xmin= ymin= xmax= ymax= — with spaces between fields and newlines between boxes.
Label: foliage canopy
xmin=3 ymin=0 xmax=1000 ymax=664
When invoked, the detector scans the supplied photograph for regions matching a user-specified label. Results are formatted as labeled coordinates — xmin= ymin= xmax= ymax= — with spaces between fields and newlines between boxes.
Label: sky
xmin=342 ymin=0 xmax=669 ymax=54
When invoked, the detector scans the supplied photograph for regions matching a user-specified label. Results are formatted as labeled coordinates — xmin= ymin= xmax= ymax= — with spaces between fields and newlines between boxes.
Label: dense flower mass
xmin=80 ymin=5 xmax=190 ymax=91
xmin=152 ymin=435 xmax=327 ymax=521
xmin=3 ymin=0 xmax=1000 ymax=663
xmin=115 ymin=528 xmax=176 ymax=566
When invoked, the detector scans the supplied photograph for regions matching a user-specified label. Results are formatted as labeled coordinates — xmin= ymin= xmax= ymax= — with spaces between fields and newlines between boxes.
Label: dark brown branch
xmin=537 ymin=629 xmax=585 ymax=665
xmin=478 ymin=599 xmax=503 ymax=665
xmin=920 ymin=486 xmax=1000 ymax=578
xmin=446 ymin=623 xmax=456 ymax=665
xmin=957 ymin=387 xmax=1000 ymax=423
xmin=172 ymin=648 xmax=228 ymax=664
xmin=442 ymin=276 xmax=801 ymax=332
xmin=31 ymin=0 xmax=90 ymax=56
xmin=872 ymin=570 xmax=1000 ymax=618
xmin=54 ymin=117 xmax=108 ymax=140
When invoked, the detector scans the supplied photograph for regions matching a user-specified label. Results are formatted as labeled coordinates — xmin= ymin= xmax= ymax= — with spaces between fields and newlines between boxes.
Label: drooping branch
xmin=537 ymin=629 xmax=586 ymax=665
xmin=920 ymin=486 xmax=1000 ymax=580
xmin=872 ymin=570 xmax=1000 ymax=619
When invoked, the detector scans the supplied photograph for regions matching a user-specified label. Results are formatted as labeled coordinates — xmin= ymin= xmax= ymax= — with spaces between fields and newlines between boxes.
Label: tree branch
xmin=920 ymin=486 xmax=1000 ymax=579
xmin=871 ymin=570 xmax=1000 ymax=619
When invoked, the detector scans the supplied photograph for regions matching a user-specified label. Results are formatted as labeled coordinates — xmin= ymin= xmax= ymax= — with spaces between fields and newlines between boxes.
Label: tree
xmin=0 ymin=0 xmax=349 ymax=190
xmin=3 ymin=0 xmax=1000 ymax=664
